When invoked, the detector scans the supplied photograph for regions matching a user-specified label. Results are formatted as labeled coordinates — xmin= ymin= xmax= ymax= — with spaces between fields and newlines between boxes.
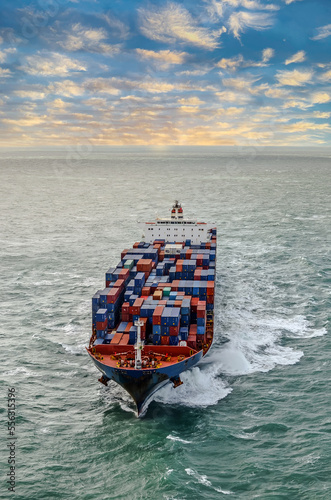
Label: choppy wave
xmin=185 ymin=468 xmax=233 ymax=495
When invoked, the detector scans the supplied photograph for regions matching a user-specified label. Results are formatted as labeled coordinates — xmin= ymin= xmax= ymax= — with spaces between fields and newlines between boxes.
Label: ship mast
xmin=134 ymin=319 xmax=144 ymax=369
xmin=171 ymin=200 xmax=184 ymax=220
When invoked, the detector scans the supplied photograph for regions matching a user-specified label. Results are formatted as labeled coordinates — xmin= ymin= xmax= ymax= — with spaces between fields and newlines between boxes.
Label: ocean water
xmin=0 ymin=147 xmax=330 ymax=499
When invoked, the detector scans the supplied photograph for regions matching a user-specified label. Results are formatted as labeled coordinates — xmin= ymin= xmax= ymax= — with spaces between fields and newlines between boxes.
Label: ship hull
xmin=87 ymin=349 xmax=203 ymax=415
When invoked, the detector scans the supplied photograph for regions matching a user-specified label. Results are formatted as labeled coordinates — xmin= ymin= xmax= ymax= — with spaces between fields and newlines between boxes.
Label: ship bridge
xmin=139 ymin=201 xmax=215 ymax=245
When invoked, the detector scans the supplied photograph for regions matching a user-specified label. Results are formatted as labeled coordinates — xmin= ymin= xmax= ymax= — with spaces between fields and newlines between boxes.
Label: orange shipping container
xmin=111 ymin=333 xmax=123 ymax=344
xmin=119 ymin=334 xmax=129 ymax=345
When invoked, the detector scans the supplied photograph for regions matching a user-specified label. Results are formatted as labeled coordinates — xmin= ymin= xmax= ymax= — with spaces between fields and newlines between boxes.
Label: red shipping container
xmin=142 ymin=286 xmax=151 ymax=296
xmin=119 ymin=334 xmax=129 ymax=345
xmin=189 ymin=324 xmax=197 ymax=334
xmin=107 ymin=287 xmax=120 ymax=304
xmin=159 ymin=251 xmax=165 ymax=262
xmin=187 ymin=334 xmax=197 ymax=350
xmin=158 ymin=300 xmax=167 ymax=305
xmin=177 ymin=291 xmax=185 ymax=296
xmin=140 ymin=317 xmax=148 ymax=330
xmin=169 ymin=326 xmax=179 ymax=335
xmin=207 ymin=295 xmax=214 ymax=304
xmin=171 ymin=280 xmax=180 ymax=291
xmin=122 ymin=302 xmax=130 ymax=313
xmin=106 ymin=280 xmax=111 ymax=287
xmin=153 ymin=305 xmax=164 ymax=325
xmin=197 ymin=306 xmax=205 ymax=318
xmin=113 ymin=279 xmax=125 ymax=289
xmin=194 ymin=270 xmax=201 ymax=281
xmin=121 ymin=313 xmax=130 ymax=322
xmin=133 ymin=242 xmax=140 ymax=248
xmin=197 ymin=254 xmax=203 ymax=266
xmin=207 ymin=281 xmax=215 ymax=296
xmin=191 ymin=297 xmax=199 ymax=311
xmin=174 ymin=300 xmax=182 ymax=307
xmin=137 ymin=259 xmax=153 ymax=272
xmin=121 ymin=249 xmax=129 ymax=260
xmin=198 ymin=300 xmax=206 ymax=307
xmin=119 ymin=269 xmax=130 ymax=280
xmin=96 ymin=320 xmax=107 ymax=330
xmin=161 ymin=336 xmax=170 ymax=345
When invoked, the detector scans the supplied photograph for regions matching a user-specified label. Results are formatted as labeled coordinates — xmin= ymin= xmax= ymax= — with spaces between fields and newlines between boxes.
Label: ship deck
xmin=87 ymin=344 xmax=201 ymax=370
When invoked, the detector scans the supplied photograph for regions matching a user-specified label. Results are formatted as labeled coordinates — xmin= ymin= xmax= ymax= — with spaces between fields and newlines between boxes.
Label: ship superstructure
xmin=87 ymin=202 xmax=217 ymax=415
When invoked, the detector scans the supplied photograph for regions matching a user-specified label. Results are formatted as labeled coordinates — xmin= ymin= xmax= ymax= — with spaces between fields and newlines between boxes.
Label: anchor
xmin=170 ymin=376 xmax=183 ymax=389
xmin=98 ymin=375 xmax=110 ymax=386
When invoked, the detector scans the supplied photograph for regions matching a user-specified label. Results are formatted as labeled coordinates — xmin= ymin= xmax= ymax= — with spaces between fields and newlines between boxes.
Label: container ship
xmin=87 ymin=202 xmax=217 ymax=416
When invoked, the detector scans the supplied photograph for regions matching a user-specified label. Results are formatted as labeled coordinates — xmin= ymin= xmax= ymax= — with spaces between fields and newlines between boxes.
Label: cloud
xmin=282 ymin=121 xmax=330 ymax=133
xmin=276 ymin=69 xmax=313 ymax=86
xmin=313 ymin=111 xmax=331 ymax=119
xmin=138 ymin=2 xmax=225 ymax=49
xmin=48 ymin=99 xmax=71 ymax=109
xmin=283 ymin=100 xmax=311 ymax=110
xmin=178 ymin=97 xmax=204 ymax=106
xmin=311 ymin=24 xmax=331 ymax=41
xmin=319 ymin=70 xmax=331 ymax=81
xmin=19 ymin=52 xmax=86 ymax=76
xmin=14 ymin=90 xmax=46 ymax=100
xmin=228 ymin=11 xmax=274 ymax=39
xmin=222 ymin=76 xmax=266 ymax=95
xmin=265 ymin=87 xmax=290 ymax=99
xmin=57 ymin=23 xmax=120 ymax=55
xmin=179 ymin=105 xmax=200 ymax=113
xmin=176 ymin=69 xmax=210 ymax=76
xmin=215 ymin=90 xmax=251 ymax=104
xmin=0 ymin=28 xmax=23 ymax=46
xmin=0 ymin=67 xmax=12 ymax=77
xmin=217 ymin=48 xmax=274 ymax=72
xmin=222 ymin=0 xmax=277 ymax=9
xmin=311 ymin=92 xmax=331 ymax=104
xmin=285 ymin=50 xmax=306 ymax=65
xmin=136 ymin=49 xmax=188 ymax=69
xmin=84 ymin=76 xmax=176 ymax=95
xmin=205 ymin=0 xmax=278 ymax=18
xmin=204 ymin=0 xmax=225 ymax=20
xmin=262 ymin=48 xmax=274 ymax=63
xmin=101 ymin=13 xmax=130 ymax=40
xmin=217 ymin=55 xmax=244 ymax=71
xmin=48 ymin=80 xmax=84 ymax=97
xmin=3 ymin=115 xmax=46 ymax=127
xmin=283 ymin=0 xmax=303 ymax=4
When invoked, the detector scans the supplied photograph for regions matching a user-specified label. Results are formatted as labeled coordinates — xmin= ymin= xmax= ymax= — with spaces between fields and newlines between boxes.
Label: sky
xmin=0 ymin=0 xmax=330 ymax=146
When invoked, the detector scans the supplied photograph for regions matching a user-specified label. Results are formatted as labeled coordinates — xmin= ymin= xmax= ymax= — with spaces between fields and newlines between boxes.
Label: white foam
xmin=254 ymin=315 xmax=327 ymax=339
xmin=81 ymin=277 xmax=99 ymax=287
xmin=216 ymin=308 xmax=320 ymax=375
xmin=3 ymin=367 xmax=38 ymax=378
xmin=153 ymin=364 xmax=232 ymax=408
xmin=166 ymin=435 xmax=192 ymax=444
xmin=185 ymin=468 xmax=232 ymax=495
xmin=62 ymin=343 xmax=88 ymax=355
xmin=32 ymin=280 xmax=53 ymax=286
xmin=62 ymin=323 xmax=81 ymax=335
xmin=295 ymin=454 xmax=320 ymax=465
